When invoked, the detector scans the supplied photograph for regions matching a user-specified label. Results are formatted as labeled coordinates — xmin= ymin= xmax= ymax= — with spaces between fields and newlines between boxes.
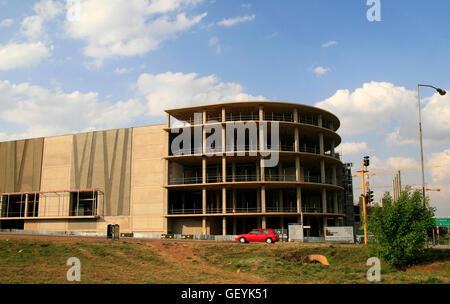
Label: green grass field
xmin=0 ymin=235 xmax=448 ymax=284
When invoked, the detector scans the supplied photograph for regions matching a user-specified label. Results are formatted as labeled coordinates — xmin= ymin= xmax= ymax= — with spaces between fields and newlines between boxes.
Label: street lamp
xmin=417 ymin=84 xmax=446 ymax=207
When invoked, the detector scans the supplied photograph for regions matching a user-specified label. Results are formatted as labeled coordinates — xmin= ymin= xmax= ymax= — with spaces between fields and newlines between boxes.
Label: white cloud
xmin=20 ymin=0 xmax=63 ymax=40
xmin=338 ymin=142 xmax=369 ymax=156
xmin=0 ymin=41 xmax=51 ymax=70
xmin=209 ymin=36 xmax=221 ymax=54
xmin=385 ymin=157 xmax=419 ymax=169
xmin=427 ymin=149 xmax=450 ymax=215
xmin=313 ymin=66 xmax=330 ymax=76
xmin=0 ymin=80 xmax=145 ymax=140
xmin=0 ymin=71 xmax=265 ymax=140
xmin=217 ymin=14 xmax=255 ymax=27
xmin=322 ymin=41 xmax=337 ymax=48
xmin=136 ymin=71 xmax=266 ymax=116
xmin=429 ymin=149 xmax=450 ymax=185
xmin=316 ymin=82 xmax=416 ymax=135
xmin=0 ymin=18 xmax=13 ymax=27
xmin=64 ymin=0 xmax=206 ymax=64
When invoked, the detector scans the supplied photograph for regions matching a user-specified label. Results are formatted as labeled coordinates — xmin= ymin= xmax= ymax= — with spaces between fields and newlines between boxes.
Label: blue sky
xmin=0 ymin=0 xmax=449 ymax=216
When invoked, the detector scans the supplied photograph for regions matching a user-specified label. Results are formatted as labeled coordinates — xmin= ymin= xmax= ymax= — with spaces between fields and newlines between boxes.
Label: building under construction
xmin=0 ymin=101 xmax=354 ymax=236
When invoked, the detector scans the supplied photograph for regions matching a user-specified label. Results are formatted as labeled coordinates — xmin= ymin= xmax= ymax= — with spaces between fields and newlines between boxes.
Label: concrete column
xmin=202 ymin=109 xmax=207 ymax=154
xmin=260 ymin=158 xmax=265 ymax=181
xmin=261 ymin=186 xmax=266 ymax=213
xmin=24 ymin=194 xmax=29 ymax=217
xmin=296 ymin=185 xmax=302 ymax=213
xmin=318 ymin=114 xmax=322 ymax=127
xmin=256 ymin=162 xmax=260 ymax=181
xmin=202 ymin=157 xmax=206 ymax=183
xmin=202 ymin=217 xmax=206 ymax=235
xmin=222 ymin=124 xmax=226 ymax=155
xmin=294 ymin=127 xmax=299 ymax=152
xmin=332 ymin=165 xmax=337 ymax=185
xmin=259 ymin=104 xmax=264 ymax=121
xmin=262 ymin=216 xmax=266 ymax=229
xmin=322 ymin=188 xmax=327 ymax=213
xmin=331 ymin=139 xmax=335 ymax=157
xmin=222 ymin=157 xmax=226 ymax=182
xmin=333 ymin=191 xmax=338 ymax=214
xmin=319 ymin=133 xmax=324 ymax=155
xmin=166 ymin=113 xmax=170 ymax=128
xmin=320 ymin=159 xmax=325 ymax=183
xmin=232 ymin=190 xmax=236 ymax=213
xmin=222 ymin=217 xmax=227 ymax=236
xmin=293 ymin=108 xmax=298 ymax=123
xmin=222 ymin=187 xmax=227 ymax=213
xmin=295 ymin=156 xmax=300 ymax=181
xmin=233 ymin=217 xmax=237 ymax=235
xmin=202 ymin=187 xmax=206 ymax=214
xmin=221 ymin=106 xmax=226 ymax=123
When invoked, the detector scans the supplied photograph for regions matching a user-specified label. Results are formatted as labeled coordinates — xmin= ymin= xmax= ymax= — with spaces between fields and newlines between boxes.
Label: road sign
xmin=433 ymin=218 xmax=450 ymax=227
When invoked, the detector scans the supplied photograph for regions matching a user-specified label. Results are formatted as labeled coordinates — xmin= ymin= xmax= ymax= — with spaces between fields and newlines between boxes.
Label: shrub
xmin=367 ymin=188 xmax=434 ymax=269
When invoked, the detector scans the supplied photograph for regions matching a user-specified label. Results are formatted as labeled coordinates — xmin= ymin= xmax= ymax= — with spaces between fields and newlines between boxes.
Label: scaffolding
xmin=0 ymin=189 xmax=104 ymax=218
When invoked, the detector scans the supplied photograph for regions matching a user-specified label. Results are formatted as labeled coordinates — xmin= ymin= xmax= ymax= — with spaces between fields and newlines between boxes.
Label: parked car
xmin=236 ymin=228 xmax=280 ymax=243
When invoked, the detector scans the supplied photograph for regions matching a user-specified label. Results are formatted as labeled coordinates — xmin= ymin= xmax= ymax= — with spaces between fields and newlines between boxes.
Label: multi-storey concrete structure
xmin=0 ymin=101 xmax=352 ymax=237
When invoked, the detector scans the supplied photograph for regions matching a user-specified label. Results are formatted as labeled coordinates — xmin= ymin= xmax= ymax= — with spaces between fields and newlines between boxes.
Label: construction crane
xmin=351 ymin=164 xmax=441 ymax=178
xmin=352 ymin=164 xmax=441 ymax=206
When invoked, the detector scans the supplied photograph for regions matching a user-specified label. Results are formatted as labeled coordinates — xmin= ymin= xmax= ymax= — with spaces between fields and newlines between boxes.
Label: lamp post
xmin=417 ymin=84 xmax=446 ymax=207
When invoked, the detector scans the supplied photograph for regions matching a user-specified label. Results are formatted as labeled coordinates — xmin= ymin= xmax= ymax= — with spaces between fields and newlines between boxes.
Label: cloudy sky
xmin=0 ymin=0 xmax=449 ymax=216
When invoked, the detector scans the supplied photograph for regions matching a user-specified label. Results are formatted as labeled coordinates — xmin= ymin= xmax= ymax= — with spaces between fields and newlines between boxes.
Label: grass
xmin=0 ymin=235 xmax=448 ymax=284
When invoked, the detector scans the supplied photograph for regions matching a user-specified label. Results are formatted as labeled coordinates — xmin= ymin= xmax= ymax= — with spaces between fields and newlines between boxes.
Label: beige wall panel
xmin=40 ymin=136 xmax=72 ymax=219
xmin=169 ymin=218 xmax=202 ymax=234
xmin=96 ymin=216 xmax=130 ymax=233
xmin=133 ymin=160 xmax=164 ymax=187
xmin=130 ymin=125 xmax=167 ymax=234
xmin=36 ymin=220 xmax=67 ymax=231
xmin=41 ymin=135 xmax=72 ymax=192
xmin=0 ymin=138 xmax=43 ymax=193
xmin=67 ymin=220 xmax=97 ymax=231
xmin=24 ymin=221 xmax=39 ymax=230
xmin=71 ymin=128 xmax=132 ymax=216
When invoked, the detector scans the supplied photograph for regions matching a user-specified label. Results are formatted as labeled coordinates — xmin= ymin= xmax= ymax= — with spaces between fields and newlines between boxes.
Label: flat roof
xmin=165 ymin=100 xmax=340 ymax=130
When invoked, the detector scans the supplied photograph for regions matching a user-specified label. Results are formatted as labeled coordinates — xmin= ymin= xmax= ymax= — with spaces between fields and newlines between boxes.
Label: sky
xmin=0 ymin=0 xmax=449 ymax=216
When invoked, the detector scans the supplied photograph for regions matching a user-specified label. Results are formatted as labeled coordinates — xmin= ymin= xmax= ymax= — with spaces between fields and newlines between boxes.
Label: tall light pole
xmin=417 ymin=84 xmax=446 ymax=207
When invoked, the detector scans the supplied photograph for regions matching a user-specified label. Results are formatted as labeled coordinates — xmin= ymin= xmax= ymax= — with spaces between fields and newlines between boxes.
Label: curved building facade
xmin=165 ymin=101 xmax=349 ymax=237
xmin=0 ymin=101 xmax=353 ymax=237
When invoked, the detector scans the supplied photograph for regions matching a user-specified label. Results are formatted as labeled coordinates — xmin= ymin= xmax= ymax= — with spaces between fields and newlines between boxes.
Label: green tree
xmin=367 ymin=188 xmax=435 ymax=269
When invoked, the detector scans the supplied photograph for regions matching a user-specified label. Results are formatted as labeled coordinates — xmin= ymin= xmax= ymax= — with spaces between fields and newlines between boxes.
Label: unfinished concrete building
xmin=0 ymin=101 xmax=353 ymax=237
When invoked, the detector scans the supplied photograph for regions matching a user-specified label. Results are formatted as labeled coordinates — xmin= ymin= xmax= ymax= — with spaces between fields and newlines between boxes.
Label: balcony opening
xmin=69 ymin=191 xmax=97 ymax=216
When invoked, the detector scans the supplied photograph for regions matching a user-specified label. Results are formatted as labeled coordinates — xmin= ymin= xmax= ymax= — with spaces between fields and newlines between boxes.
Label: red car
xmin=236 ymin=229 xmax=280 ymax=244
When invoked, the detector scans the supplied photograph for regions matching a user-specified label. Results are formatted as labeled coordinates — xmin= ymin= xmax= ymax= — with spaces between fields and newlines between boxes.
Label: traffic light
xmin=366 ymin=190 xmax=374 ymax=203
xmin=363 ymin=156 xmax=370 ymax=167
